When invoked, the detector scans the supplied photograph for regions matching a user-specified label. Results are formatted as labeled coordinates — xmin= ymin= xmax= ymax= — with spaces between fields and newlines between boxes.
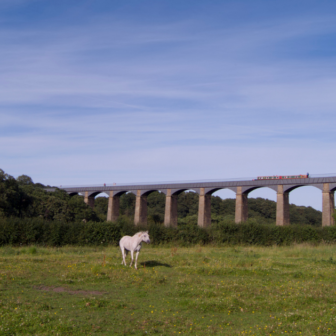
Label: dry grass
xmin=1 ymin=244 xmax=336 ymax=335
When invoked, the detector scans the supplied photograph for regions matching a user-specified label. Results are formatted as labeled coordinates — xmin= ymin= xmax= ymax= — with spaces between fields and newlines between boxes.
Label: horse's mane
xmin=134 ymin=231 xmax=147 ymax=237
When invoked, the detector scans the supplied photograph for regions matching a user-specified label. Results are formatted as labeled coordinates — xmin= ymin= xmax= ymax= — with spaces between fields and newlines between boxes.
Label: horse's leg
xmin=121 ymin=247 xmax=126 ymax=266
xmin=130 ymin=250 xmax=134 ymax=267
xmin=135 ymin=251 xmax=140 ymax=270
xmin=125 ymin=250 xmax=128 ymax=265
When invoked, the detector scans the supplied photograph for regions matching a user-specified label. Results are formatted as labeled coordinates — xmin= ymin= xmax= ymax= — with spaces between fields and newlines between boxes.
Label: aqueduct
xmin=46 ymin=176 xmax=336 ymax=227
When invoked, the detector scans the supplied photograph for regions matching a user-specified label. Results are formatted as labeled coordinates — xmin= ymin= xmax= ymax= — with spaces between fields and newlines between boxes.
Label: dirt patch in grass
xmin=34 ymin=285 xmax=106 ymax=296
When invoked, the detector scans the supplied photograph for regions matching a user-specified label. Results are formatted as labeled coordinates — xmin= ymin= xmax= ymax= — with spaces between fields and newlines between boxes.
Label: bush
xmin=1 ymin=217 xmax=336 ymax=247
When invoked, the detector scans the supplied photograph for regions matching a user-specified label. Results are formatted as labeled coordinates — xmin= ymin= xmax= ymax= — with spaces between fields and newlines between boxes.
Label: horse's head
xmin=140 ymin=231 xmax=150 ymax=244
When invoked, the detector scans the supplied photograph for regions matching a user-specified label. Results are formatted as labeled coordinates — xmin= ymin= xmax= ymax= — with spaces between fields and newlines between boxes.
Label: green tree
xmin=0 ymin=169 xmax=30 ymax=217
xmin=94 ymin=197 xmax=109 ymax=221
xmin=120 ymin=193 xmax=136 ymax=217
xmin=147 ymin=191 xmax=165 ymax=223
xmin=16 ymin=175 xmax=34 ymax=185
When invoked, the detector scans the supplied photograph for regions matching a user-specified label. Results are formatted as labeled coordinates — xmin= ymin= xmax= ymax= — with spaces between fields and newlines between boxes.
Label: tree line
xmin=0 ymin=168 xmax=323 ymax=226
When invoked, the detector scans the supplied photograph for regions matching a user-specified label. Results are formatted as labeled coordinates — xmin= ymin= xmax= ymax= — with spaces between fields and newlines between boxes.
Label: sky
xmin=1 ymin=0 xmax=336 ymax=210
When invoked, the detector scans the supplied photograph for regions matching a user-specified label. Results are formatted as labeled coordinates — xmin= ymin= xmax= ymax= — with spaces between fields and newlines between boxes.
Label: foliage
xmin=93 ymin=196 xmax=108 ymax=221
xmin=0 ymin=169 xmax=30 ymax=218
xmin=120 ymin=192 xmax=136 ymax=217
xmin=16 ymin=174 xmax=34 ymax=185
xmin=0 ymin=169 xmax=99 ymax=222
xmin=1 ymin=217 xmax=336 ymax=247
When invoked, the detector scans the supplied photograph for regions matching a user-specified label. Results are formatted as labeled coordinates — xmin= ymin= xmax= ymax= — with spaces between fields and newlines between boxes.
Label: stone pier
xmin=235 ymin=186 xmax=248 ymax=223
xmin=322 ymin=183 xmax=335 ymax=226
xmin=107 ymin=191 xmax=120 ymax=222
xmin=134 ymin=190 xmax=147 ymax=225
xmin=84 ymin=191 xmax=95 ymax=208
xmin=276 ymin=185 xmax=290 ymax=226
xmin=164 ymin=189 xmax=178 ymax=227
xmin=197 ymin=188 xmax=211 ymax=227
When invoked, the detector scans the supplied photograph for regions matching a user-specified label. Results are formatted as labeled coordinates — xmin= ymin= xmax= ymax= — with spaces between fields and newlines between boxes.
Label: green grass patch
xmin=1 ymin=244 xmax=336 ymax=335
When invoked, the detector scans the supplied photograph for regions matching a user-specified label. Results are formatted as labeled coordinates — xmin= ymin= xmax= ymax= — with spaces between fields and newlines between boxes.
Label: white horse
xmin=119 ymin=231 xmax=150 ymax=269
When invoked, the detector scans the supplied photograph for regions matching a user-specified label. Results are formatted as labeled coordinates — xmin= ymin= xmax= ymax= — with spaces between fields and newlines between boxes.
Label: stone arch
xmin=82 ymin=190 xmax=110 ymax=209
xmin=241 ymin=185 xmax=278 ymax=195
xmin=87 ymin=191 xmax=109 ymax=198
xmin=274 ymin=184 xmax=327 ymax=226
xmin=209 ymin=188 xmax=238 ymax=222
xmin=203 ymin=187 xmax=237 ymax=195
xmin=113 ymin=190 xmax=130 ymax=197
xmin=168 ymin=188 xmax=199 ymax=196
xmin=106 ymin=190 xmax=137 ymax=222
xmin=248 ymin=187 xmax=281 ymax=224
xmin=235 ymin=186 xmax=279 ymax=224
xmin=204 ymin=185 xmax=278 ymax=196
xmin=163 ymin=188 xmax=199 ymax=227
xmin=140 ymin=190 xmax=166 ymax=225
xmin=282 ymin=184 xmax=323 ymax=193
xmin=140 ymin=189 xmax=162 ymax=197
xmin=281 ymin=184 xmax=327 ymax=227
xmin=197 ymin=187 xmax=238 ymax=226
xmin=134 ymin=189 xmax=164 ymax=226
xmin=202 ymin=186 xmax=276 ymax=224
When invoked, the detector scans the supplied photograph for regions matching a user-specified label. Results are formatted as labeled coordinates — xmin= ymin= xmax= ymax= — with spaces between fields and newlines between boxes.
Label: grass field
xmin=1 ymin=244 xmax=336 ymax=335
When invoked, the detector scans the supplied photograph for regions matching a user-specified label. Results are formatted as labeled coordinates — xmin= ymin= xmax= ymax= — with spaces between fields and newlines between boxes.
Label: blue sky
xmin=1 ymin=0 xmax=336 ymax=210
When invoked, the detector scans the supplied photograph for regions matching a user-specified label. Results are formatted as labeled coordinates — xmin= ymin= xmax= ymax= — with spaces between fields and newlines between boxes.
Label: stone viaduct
xmin=46 ymin=176 xmax=336 ymax=227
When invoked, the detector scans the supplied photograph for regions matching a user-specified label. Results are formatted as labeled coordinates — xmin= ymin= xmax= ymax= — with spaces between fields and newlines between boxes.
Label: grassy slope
xmin=1 ymin=245 xmax=336 ymax=335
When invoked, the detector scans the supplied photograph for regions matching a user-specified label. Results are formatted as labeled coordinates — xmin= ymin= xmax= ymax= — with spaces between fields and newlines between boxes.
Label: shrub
xmin=1 ymin=217 xmax=336 ymax=247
